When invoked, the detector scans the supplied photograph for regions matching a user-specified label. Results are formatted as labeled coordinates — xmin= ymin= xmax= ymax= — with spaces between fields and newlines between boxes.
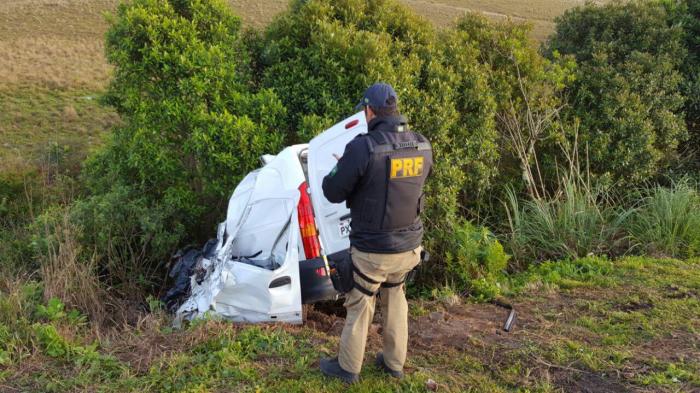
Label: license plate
xmin=338 ymin=218 xmax=351 ymax=238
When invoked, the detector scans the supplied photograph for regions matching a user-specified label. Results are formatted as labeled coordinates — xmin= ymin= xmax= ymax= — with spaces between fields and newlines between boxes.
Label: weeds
xmin=0 ymin=279 xmax=42 ymax=365
xmin=627 ymin=178 xmax=700 ymax=258
xmin=504 ymin=178 xmax=700 ymax=267
xmin=443 ymin=220 xmax=509 ymax=300
xmin=35 ymin=208 xmax=109 ymax=326
xmin=504 ymin=179 xmax=628 ymax=266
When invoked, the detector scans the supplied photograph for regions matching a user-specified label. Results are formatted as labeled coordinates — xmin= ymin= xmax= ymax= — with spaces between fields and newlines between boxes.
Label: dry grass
xmin=227 ymin=0 xmax=289 ymax=27
xmin=0 ymin=0 xmax=287 ymax=89
xmin=0 ymin=0 xmax=118 ymax=90
xmin=0 ymin=36 xmax=111 ymax=90
xmin=39 ymin=211 xmax=110 ymax=326
xmin=402 ymin=0 xmax=615 ymax=40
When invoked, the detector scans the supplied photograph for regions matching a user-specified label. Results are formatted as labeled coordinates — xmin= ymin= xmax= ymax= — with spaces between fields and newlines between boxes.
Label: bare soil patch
xmin=552 ymin=370 xmax=632 ymax=393
xmin=305 ymin=282 xmax=698 ymax=392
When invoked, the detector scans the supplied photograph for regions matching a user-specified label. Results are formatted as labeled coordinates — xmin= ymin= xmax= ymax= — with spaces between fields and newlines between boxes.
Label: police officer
xmin=319 ymin=83 xmax=433 ymax=383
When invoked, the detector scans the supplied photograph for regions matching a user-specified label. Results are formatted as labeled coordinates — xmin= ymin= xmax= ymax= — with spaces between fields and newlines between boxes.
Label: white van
xmin=173 ymin=112 xmax=368 ymax=324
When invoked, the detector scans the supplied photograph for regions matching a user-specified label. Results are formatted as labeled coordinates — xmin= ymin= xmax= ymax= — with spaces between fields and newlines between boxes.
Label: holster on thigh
xmin=330 ymin=253 xmax=386 ymax=296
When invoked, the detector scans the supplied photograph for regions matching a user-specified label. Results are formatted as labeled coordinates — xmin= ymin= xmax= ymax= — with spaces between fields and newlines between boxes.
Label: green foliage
xmin=504 ymin=178 xmax=700 ymax=265
xmin=547 ymin=0 xmax=688 ymax=186
xmin=79 ymin=0 xmax=286 ymax=283
xmin=1 ymin=148 xmax=85 ymax=276
xmin=510 ymin=256 xmax=616 ymax=293
xmin=34 ymin=323 xmax=71 ymax=358
xmin=259 ymin=0 xmax=435 ymax=142
xmin=0 ymin=282 xmax=43 ymax=365
xmin=627 ymin=179 xmax=700 ymax=258
xmin=32 ymin=320 xmax=126 ymax=385
xmin=678 ymin=0 xmax=700 ymax=168
xmin=504 ymin=180 xmax=628 ymax=266
xmin=442 ymin=221 xmax=509 ymax=300
xmin=0 ymin=174 xmax=35 ymax=273
xmin=36 ymin=298 xmax=67 ymax=321
xmin=257 ymin=2 xmax=572 ymax=279
xmin=0 ymin=285 xmax=125 ymax=387
xmin=71 ymin=184 xmax=180 ymax=286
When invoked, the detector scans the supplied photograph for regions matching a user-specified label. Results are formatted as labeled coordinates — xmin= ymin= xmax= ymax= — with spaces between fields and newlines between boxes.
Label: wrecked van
xmin=167 ymin=112 xmax=368 ymax=325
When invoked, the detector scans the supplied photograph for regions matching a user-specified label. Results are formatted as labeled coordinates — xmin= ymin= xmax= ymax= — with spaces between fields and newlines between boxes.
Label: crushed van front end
xmin=166 ymin=112 xmax=368 ymax=325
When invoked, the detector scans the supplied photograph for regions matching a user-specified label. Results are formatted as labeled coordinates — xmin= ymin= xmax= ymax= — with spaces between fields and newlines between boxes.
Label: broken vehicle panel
xmin=171 ymin=113 xmax=367 ymax=325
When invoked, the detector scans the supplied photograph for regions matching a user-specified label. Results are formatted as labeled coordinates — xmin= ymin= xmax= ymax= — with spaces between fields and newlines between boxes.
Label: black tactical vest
xmin=347 ymin=119 xmax=433 ymax=253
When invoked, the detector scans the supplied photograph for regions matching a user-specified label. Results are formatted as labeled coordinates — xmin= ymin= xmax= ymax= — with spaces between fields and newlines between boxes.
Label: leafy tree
xmin=76 ymin=0 xmax=285 ymax=287
xmin=254 ymin=1 xmax=501 ymax=280
xmin=255 ymin=1 xmax=572 ymax=282
xmin=452 ymin=14 xmax=575 ymax=204
xmin=547 ymin=1 xmax=688 ymax=186
xmin=678 ymin=0 xmax=700 ymax=168
xmin=258 ymin=0 xmax=435 ymax=143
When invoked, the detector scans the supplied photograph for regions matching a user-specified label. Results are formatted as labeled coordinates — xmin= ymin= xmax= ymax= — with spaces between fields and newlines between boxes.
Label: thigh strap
xmin=352 ymin=264 xmax=379 ymax=297
xmin=352 ymin=264 xmax=405 ymax=295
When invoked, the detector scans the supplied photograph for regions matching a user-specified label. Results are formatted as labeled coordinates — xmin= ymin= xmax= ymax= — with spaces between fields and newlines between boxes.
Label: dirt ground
xmin=302 ymin=289 xmax=699 ymax=393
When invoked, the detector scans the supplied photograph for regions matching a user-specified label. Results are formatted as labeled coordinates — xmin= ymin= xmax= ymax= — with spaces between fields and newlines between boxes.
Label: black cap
xmin=355 ymin=82 xmax=398 ymax=111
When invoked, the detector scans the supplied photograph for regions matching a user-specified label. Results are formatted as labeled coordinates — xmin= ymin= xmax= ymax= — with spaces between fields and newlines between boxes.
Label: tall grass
xmin=627 ymin=179 xmax=700 ymax=258
xmin=504 ymin=177 xmax=700 ymax=266
xmin=504 ymin=179 xmax=629 ymax=268
xmin=37 ymin=209 xmax=109 ymax=326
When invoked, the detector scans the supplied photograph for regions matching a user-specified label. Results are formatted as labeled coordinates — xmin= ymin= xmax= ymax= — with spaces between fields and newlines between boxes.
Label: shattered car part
xmin=162 ymin=240 xmax=216 ymax=312
xmin=491 ymin=299 xmax=517 ymax=332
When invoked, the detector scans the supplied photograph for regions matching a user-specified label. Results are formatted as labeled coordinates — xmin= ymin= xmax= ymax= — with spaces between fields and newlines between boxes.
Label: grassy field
xmin=1 ymin=256 xmax=698 ymax=392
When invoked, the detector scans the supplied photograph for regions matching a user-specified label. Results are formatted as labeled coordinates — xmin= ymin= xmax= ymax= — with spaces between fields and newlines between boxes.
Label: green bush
xmin=258 ymin=0 xmax=435 ymax=142
xmin=678 ymin=0 xmax=700 ymax=168
xmin=454 ymin=15 xmax=577 ymax=217
xmin=256 ymin=0 xmax=496 ymax=270
xmin=71 ymin=185 xmax=180 ymax=288
xmin=441 ymin=221 xmax=509 ymax=301
xmin=77 ymin=0 xmax=286 ymax=284
xmin=547 ymin=1 xmax=688 ymax=186
xmin=256 ymin=2 xmax=572 ymax=279
xmin=627 ymin=179 xmax=700 ymax=258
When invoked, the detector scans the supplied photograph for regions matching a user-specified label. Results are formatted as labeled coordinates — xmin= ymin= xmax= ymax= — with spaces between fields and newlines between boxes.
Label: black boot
xmin=320 ymin=357 xmax=359 ymax=384
xmin=375 ymin=352 xmax=404 ymax=379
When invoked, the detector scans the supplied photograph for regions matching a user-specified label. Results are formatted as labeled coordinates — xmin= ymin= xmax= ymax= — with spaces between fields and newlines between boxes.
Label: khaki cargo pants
xmin=338 ymin=246 xmax=421 ymax=374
